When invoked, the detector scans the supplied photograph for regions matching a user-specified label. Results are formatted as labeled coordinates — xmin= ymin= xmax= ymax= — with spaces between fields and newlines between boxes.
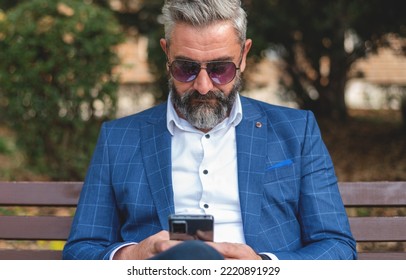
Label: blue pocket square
xmin=266 ymin=159 xmax=293 ymax=171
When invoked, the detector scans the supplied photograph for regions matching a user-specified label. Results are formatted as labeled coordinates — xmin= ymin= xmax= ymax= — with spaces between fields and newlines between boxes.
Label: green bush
xmin=0 ymin=1 xmax=124 ymax=180
xmin=0 ymin=137 xmax=11 ymax=155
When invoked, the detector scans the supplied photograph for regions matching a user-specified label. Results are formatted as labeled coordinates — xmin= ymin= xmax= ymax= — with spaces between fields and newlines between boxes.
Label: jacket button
xmin=256 ymin=122 xmax=262 ymax=128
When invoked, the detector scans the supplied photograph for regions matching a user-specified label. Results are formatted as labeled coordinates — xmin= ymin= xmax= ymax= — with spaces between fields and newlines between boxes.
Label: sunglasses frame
xmin=166 ymin=45 xmax=246 ymax=85
xmin=167 ymin=59 xmax=240 ymax=85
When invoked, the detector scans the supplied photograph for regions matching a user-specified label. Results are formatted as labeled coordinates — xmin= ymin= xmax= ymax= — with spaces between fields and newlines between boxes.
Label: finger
xmin=155 ymin=239 xmax=182 ymax=253
xmin=207 ymin=242 xmax=258 ymax=260
xmin=155 ymin=230 xmax=170 ymax=240
xmin=196 ymin=230 xmax=214 ymax=241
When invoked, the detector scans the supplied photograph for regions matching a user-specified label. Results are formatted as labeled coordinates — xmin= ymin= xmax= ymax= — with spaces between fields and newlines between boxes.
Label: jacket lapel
xmin=236 ymin=97 xmax=268 ymax=245
xmin=141 ymin=103 xmax=174 ymax=230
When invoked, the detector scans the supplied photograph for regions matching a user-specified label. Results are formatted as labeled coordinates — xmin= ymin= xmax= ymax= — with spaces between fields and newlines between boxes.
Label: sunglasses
xmin=168 ymin=59 xmax=240 ymax=85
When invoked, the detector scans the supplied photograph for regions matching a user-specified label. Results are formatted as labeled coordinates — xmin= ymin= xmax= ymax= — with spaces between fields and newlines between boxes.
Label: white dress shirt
xmin=167 ymin=92 xmax=245 ymax=243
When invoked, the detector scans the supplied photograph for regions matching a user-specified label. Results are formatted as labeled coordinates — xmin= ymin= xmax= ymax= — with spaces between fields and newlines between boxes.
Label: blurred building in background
xmin=346 ymin=36 xmax=406 ymax=110
xmin=114 ymin=37 xmax=156 ymax=117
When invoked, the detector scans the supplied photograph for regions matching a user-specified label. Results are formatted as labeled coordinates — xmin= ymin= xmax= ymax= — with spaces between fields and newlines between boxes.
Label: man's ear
xmin=239 ymin=39 xmax=252 ymax=73
xmin=160 ymin=39 xmax=168 ymax=55
xmin=160 ymin=39 xmax=170 ymax=70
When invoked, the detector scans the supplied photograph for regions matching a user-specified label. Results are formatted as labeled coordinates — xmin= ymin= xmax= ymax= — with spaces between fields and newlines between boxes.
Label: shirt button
xmin=205 ymin=134 xmax=210 ymax=139
xmin=203 ymin=170 xmax=208 ymax=175
xmin=203 ymin=204 xmax=209 ymax=209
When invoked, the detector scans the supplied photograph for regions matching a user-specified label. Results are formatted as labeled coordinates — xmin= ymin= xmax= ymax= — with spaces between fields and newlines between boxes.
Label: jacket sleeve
xmin=62 ymin=122 xmax=131 ymax=260
xmin=273 ymin=111 xmax=357 ymax=260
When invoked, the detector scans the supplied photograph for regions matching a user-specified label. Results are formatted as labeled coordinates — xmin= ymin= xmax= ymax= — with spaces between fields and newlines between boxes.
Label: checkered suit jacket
xmin=63 ymin=96 xmax=356 ymax=260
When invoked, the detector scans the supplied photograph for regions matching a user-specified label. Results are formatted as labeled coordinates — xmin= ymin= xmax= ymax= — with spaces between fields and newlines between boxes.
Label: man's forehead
xmin=169 ymin=22 xmax=241 ymax=60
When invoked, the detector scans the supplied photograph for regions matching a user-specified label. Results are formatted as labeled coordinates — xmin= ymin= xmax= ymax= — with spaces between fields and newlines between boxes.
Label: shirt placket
xmin=199 ymin=132 xmax=216 ymax=214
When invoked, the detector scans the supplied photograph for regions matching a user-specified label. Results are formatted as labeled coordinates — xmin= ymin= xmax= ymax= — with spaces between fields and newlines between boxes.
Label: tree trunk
xmin=316 ymin=77 xmax=348 ymax=121
xmin=310 ymin=53 xmax=349 ymax=122
xmin=401 ymin=96 xmax=406 ymax=131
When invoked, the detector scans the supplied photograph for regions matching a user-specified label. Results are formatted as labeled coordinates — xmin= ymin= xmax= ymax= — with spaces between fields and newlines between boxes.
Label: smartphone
xmin=168 ymin=214 xmax=214 ymax=241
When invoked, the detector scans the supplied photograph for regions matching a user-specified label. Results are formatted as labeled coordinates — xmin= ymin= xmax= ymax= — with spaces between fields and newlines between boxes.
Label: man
xmin=63 ymin=0 xmax=356 ymax=260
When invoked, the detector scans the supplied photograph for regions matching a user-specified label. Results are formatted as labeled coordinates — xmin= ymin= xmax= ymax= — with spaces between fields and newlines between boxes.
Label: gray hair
xmin=161 ymin=0 xmax=247 ymax=46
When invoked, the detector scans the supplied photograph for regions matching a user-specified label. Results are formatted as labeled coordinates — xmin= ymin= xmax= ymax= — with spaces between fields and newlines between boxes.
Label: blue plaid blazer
xmin=63 ymin=96 xmax=356 ymax=260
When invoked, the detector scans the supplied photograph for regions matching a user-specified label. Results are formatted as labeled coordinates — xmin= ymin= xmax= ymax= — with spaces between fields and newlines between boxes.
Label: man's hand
xmin=207 ymin=242 xmax=262 ymax=260
xmin=113 ymin=230 xmax=181 ymax=260
xmin=113 ymin=231 xmax=262 ymax=260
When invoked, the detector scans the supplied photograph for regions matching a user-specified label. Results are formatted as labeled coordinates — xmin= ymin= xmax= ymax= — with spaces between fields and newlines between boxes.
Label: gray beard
xmin=170 ymin=76 xmax=242 ymax=130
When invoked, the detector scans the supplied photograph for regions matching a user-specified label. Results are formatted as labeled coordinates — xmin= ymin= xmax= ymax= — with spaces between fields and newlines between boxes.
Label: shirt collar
xmin=166 ymin=92 xmax=243 ymax=135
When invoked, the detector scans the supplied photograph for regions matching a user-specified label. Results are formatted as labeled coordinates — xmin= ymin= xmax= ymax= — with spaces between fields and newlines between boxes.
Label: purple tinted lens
xmin=171 ymin=60 xmax=200 ymax=83
xmin=207 ymin=62 xmax=236 ymax=85
xmin=170 ymin=60 xmax=237 ymax=85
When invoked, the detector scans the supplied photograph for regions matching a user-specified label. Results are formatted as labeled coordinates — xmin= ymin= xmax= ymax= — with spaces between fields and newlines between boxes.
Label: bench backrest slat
xmin=0 ymin=250 xmax=62 ymax=260
xmin=357 ymin=252 xmax=406 ymax=260
xmin=0 ymin=181 xmax=82 ymax=206
xmin=349 ymin=217 xmax=406 ymax=242
xmin=339 ymin=181 xmax=406 ymax=206
xmin=0 ymin=216 xmax=73 ymax=240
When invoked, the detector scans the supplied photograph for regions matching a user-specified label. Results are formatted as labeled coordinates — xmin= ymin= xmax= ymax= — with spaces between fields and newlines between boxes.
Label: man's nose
xmin=193 ymin=68 xmax=214 ymax=95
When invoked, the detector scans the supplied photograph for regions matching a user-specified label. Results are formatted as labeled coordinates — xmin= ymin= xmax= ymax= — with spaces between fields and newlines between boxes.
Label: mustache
xmin=181 ymin=90 xmax=227 ymax=102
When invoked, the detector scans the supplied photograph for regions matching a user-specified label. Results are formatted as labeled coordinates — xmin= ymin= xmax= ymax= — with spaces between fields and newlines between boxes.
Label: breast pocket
xmin=263 ymin=160 xmax=299 ymax=208
xmin=264 ymin=159 xmax=296 ymax=183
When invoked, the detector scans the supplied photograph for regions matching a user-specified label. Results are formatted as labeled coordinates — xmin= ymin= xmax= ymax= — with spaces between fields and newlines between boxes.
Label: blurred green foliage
xmin=0 ymin=0 xmax=124 ymax=180
xmin=0 ymin=137 xmax=11 ymax=155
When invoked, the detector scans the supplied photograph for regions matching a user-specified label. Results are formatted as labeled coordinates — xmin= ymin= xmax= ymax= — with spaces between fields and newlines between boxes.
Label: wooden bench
xmin=0 ymin=181 xmax=405 ymax=260
xmin=0 ymin=182 xmax=82 ymax=260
